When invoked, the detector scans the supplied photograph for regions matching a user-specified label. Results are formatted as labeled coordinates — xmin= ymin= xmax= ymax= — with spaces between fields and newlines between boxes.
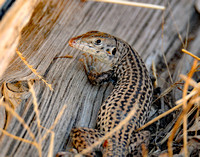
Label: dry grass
xmin=16 ymin=50 xmax=53 ymax=91
xmin=0 ymin=97 xmax=36 ymax=140
xmin=28 ymin=81 xmax=42 ymax=157
xmin=168 ymin=60 xmax=199 ymax=156
xmin=0 ymin=83 xmax=67 ymax=157
xmin=137 ymin=59 xmax=199 ymax=133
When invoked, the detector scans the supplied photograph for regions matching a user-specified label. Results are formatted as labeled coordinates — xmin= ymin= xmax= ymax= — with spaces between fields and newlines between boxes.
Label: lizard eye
xmin=112 ymin=48 xmax=116 ymax=55
xmin=95 ymin=39 xmax=101 ymax=45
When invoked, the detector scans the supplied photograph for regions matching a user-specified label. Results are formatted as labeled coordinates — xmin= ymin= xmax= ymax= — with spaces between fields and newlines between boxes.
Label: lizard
xmin=68 ymin=31 xmax=153 ymax=156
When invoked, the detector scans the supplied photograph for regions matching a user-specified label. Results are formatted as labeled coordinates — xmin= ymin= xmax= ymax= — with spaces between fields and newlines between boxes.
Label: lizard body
xmin=68 ymin=31 xmax=153 ymax=156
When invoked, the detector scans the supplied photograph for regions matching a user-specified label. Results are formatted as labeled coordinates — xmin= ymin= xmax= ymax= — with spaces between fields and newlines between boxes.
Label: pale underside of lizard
xmin=67 ymin=31 xmax=153 ymax=157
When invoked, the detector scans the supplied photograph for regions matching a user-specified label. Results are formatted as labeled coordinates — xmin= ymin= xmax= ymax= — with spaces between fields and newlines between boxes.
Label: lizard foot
xmin=71 ymin=127 xmax=104 ymax=156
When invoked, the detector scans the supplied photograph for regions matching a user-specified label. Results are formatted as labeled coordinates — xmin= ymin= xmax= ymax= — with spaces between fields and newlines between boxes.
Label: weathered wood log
xmin=0 ymin=0 xmax=39 ymax=78
xmin=0 ymin=0 xmax=199 ymax=156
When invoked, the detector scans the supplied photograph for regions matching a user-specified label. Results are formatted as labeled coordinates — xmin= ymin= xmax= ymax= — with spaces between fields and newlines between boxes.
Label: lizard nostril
xmin=69 ymin=38 xmax=76 ymax=47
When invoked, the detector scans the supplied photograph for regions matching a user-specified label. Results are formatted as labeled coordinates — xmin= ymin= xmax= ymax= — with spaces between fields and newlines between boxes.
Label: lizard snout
xmin=69 ymin=38 xmax=77 ymax=47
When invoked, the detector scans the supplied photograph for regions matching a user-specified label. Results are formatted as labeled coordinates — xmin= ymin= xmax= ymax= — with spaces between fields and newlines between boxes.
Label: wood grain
xmin=0 ymin=0 xmax=199 ymax=156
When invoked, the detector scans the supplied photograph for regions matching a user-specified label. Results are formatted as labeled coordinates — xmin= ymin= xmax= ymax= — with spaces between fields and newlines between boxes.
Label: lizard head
xmin=69 ymin=31 xmax=119 ymax=64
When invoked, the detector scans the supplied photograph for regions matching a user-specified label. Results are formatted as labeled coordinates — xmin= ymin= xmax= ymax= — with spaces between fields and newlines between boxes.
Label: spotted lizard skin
xmin=68 ymin=31 xmax=153 ymax=156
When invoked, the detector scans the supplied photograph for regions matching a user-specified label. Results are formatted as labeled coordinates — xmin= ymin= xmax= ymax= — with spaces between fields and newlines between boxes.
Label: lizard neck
xmin=113 ymin=39 xmax=147 ymax=79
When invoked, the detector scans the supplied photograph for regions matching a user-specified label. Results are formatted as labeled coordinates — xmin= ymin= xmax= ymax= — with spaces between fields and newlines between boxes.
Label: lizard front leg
xmin=81 ymin=54 xmax=115 ymax=85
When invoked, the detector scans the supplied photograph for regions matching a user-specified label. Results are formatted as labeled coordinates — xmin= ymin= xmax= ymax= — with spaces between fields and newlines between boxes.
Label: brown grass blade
xmin=85 ymin=0 xmax=165 ymax=10
xmin=168 ymin=60 xmax=198 ymax=157
xmin=182 ymin=60 xmax=198 ymax=157
xmin=40 ymin=126 xmax=55 ymax=157
xmin=176 ymin=89 xmax=198 ymax=105
xmin=161 ymin=9 xmax=173 ymax=83
xmin=168 ymin=2 xmax=184 ymax=47
xmin=137 ymin=103 xmax=182 ymax=131
xmin=49 ymin=105 xmax=67 ymax=131
xmin=0 ymin=97 xmax=35 ymax=140
xmin=41 ymin=105 xmax=67 ymax=141
xmin=152 ymin=61 xmax=158 ymax=88
xmin=159 ymin=105 xmax=198 ymax=145
xmin=152 ymin=80 xmax=182 ymax=104
xmin=47 ymin=131 xmax=55 ymax=157
xmin=28 ymin=81 xmax=42 ymax=157
xmin=167 ymin=94 xmax=198 ymax=156
xmin=54 ymin=55 xmax=73 ymax=59
xmin=179 ymin=74 xmax=200 ymax=88
xmin=182 ymin=49 xmax=200 ymax=61
xmin=16 ymin=50 xmax=53 ymax=90
xmin=0 ymin=127 xmax=38 ymax=147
